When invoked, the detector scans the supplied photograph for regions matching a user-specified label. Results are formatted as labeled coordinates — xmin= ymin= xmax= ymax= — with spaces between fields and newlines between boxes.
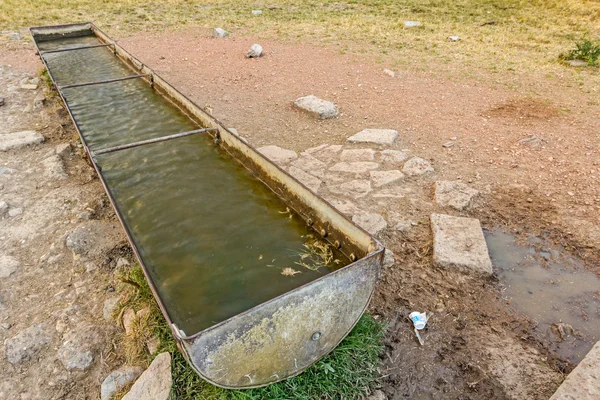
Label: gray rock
xmin=430 ymin=214 xmax=492 ymax=275
xmin=329 ymin=162 xmax=379 ymax=174
xmin=404 ymin=21 xmax=422 ymax=28
xmin=33 ymin=91 xmax=45 ymax=111
xmin=549 ymin=341 xmax=600 ymax=399
xmin=447 ymin=36 xmax=460 ymax=42
xmin=294 ymin=95 xmax=339 ymax=119
xmin=310 ymin=144 xmax=343 ymax=161
xmin=368 ymin=389 xmax=387 ymax=400
xmin=0 ymin=130 xmax=44 ymax=151
xmin=383 ymin=250 xmax=395 ymax=269
xmin=328 ymin=180 xmax=372 ymax=199
xmin=101 ymin=366 xmax=144 ymax=400
xmin=0 ymin=201 xmax=8 ymax=217
xmin=442 ymin=141 xmax=454 ymax=148
xmin=340 ymin=149 xmax=376 ymax=162
xmin=5 ymin=324 xmax=53 ymax=364
xmin=352 ymin=212 xmax=387 ymax=235
xmin=370 ymin=170 xmax=404 ymax=187
xmin=380 ymin=150 xmax=409 ymax=163
xmin=257 ymin=145 xmax=297 ymax=164
xmin=251 ymin=9 xmax=263 ymax=15
xmin=55 ymin=143 xmax=72 ymax=158
xmin=212 ymin=28 xmax=228 ymax=38
xmin=382 ymin=69 xmax=396 ymax=78
xmin=122 ymin=352 xmax=172 ymax=400
xmin=66 ymin=221 xmax=122 ymax=259
xmin=42 ymin=155 xmax=68 ymax=180
xmin=568 ymin=59 xmax=588 ymax=67
xmin=347 ymin=129 xmax=398 ymax=145
xmin=288 ymin=166 xmax=322 ymax=193
xmin=290 ymin=154 xmax=327 ymax=172
xmin=434 ymin=181 xmax=479 ymax=210
xmin=146 ymin=337 xmax=159 ymax=355
xmin=402 ymin=157 xmax=434 ymax=176
xmin=116 ymin=258 xmax=131 ymax=268
xmin=247 ymin=43 xmax=263 ymax=58
xmin=57 ymin=324 xmax=103 ymax=370
xmin=0 ymin=255 xmax=19 ymax=278
xmin=8 ymin=208 xmax=22 ymax=217
xmin=123 ymin=308 xmax=136 ymax=335
xmin=103 ymin=296 xmax=121 ymax=322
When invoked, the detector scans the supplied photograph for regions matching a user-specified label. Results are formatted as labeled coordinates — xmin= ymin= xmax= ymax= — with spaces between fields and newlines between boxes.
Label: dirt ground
xmin=1 ymin=27 xmax=599 ymax=399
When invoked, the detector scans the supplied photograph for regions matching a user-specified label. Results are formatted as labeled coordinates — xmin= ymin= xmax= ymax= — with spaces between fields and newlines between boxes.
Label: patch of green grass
xmin=560 ymin=39 xmax=600 ymax=66
xmin=118 ymin=265 xmax=385 ymax=400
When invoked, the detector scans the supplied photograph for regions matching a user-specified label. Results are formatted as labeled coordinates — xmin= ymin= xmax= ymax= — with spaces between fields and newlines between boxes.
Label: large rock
xmin=288 ymin=166 xmax=322 ymax=192
xmin=435 ymin=181 xmax=479 ymax=210
xmin=340 ymin=149 xmax=376 ymax=162
xmin=329 ymin=162 xmax=379 ymax=174
xmin=430 ymin=214 xmax=492 ymax=275
xmin=101 ymin=366 xmax=144 ymax=400
xmin=0 ymin=131 xmax=44 ymax=151
xmin=352 ymin=212 xmax=387 ymax=235
xmin=66 ymin=221 xmax=123 ymax=259
xmin=370 ymin=170 xmax=404 ymax=187
xmin=328 ymin=180 xmax=372 ymax=199
xmin=402 ymin=157 xmax=434 ymax=176
xmin=347 ymin=129 xmax=398 ymax=145
xmin=550 ymin=341 xmax=600 ymax=399
xmin=57 ymin=324 xmax=104 ymax=371
xmin=257 ymin=145 xmax=297 ymax=164
xmin=5 ymin=324 xmax=52 ymax=364
xmin=0 ymin=255 xmax=19 ymax=278
xmin=122 ymin=352 xmax=172 ymax=400
xmin=293 ymin=95 xmax=339 ymax=119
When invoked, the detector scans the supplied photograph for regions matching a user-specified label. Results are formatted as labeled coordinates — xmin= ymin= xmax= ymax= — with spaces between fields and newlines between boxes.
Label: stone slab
xmin=340 ymin=149 xmax=376 ymax=162
xmin=435 ymin=180 xmax=479 ymax=210
xmin=402 ymin=157 xmax=434 ymax=176
xmin=122 ymin=352 xmax=172 ymax=400
xmin=329 ymin=161 xmax=379 ymax=174
xmin=431 ymin=213 xmax=492 ymax=275
xmin=328 ymin=180 xmax=372 ymax=199
xmin=288 ymin=166 xmax=322 ymax=193
xmin=257 ymin=145 xmax=298 ymax=164
xmin=293 ymin=95 xmax=339 ymax=119
xmin=380 ymin=149 xmax=409 ymax=163
xmin=347 ymin=129 xmax=398 ymax=145
xmin=550 ymin=341 xmax=600 ymax=399
xmin=352 ymin=212 xmax=387 ymax=235
xmin=0 ymin=130 xmax=44 ymax=151
xmin=370 ymin=170 xmax=404 ymax=187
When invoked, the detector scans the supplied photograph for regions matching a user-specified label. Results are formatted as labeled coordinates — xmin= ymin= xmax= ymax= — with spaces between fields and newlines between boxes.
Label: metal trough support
xmin=30 ymin=22 xmax=384 ymax=389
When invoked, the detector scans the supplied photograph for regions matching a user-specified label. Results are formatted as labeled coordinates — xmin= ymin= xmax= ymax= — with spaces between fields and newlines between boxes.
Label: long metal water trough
xmin=31 ymin=22 xmax=384 ymax=389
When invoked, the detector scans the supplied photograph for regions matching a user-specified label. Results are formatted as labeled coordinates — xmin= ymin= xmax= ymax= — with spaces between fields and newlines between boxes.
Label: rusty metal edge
xmin=30 ymin=22 xmax=385 ymax=346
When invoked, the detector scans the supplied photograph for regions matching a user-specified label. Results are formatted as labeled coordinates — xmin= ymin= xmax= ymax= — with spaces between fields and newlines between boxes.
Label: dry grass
xmin=1 ymin=0 xmax=599 ymax=75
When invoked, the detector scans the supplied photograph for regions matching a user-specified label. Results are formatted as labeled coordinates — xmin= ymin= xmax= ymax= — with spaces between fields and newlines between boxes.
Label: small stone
xmin=442 ymin=141 xmax=454 ymax=148
xmin=247 ymin=44 xmax=263 ymax=58
xmin=352 ymin=212 xmax=387 ymax=235
xmin=123 ymin=308 xmax=136 ymax=335
xmin=330 ymin=162 xmax=379 ymax=174
xmin=42 ymin=155 xmax=68 ymax=180
xmin=383 ymin=69 xmax=396 ymax=77
xmin=251 ymin=9 xmax=263 ymax=15
xmin=1 ymin=322 xmax=11 ymax=330
xmin=288 ymin=166 xmax=322 ymax=192
xmin=328 ymin=180 xmax=372 ymax=199
xmin=103 ymin=296 xmax=121 ymax=321
xmin=257 ymin=145 xmax=298 ymax=164
xmin=340 ymin=149 xmax=376 ymax=162
xmin=122 ymin=352 xmax=172 ymax=400
xmin=431 ymin=214 xmax=492 ymax=275
xmin=402 ymin=157 xmax=434 ymax=176
xmin=567 ymin=59 xmax=588 ymax=67
xmin=7 ymin=32 xmax=22 ymax=40
xmin=20 ymin=84 xmax=38 ymax=90
xmin=0 ymin=130 xmax=44 ymax=151
xmin=0 ymin=255 xmax=19 ymax=278
xmin=435 ymin=181 xmax=479 ymax=210
xmin=101 ymin=366 xmax=144 ymax=400
xmin=146 ymin=337 xmax=159 ymax=355
xmin=5 ymin=324 xmax=52 ymax=364
xmin=447 ymin=36 xmax=460 ymax=42
xmin=383 ymin=249 xmax=395 ymax=269
xmin=404 ymin=21 xmax=422 ymax=28
xmin=0 ymin=201 xmax=8 ymax=217
xmin=116 ymin=258 xmax=130 ymax=268
xmin=212 ymin=28 xmax=228 ymax=38
xmin=8 ymin=208 xmax=22 ymax=217
xmin=347 ymin=129 xmax=398 ymax=145
xmin=33 ymin=92 xmax=45 ymax=111
xmin=380 ymin=150 xmax=409 ymax=163
xmin=55 ymin=143 xmax=72 ymax=158
xmin=369 ymin=170 xmax=404 ymax=187
xmin=293 ymin=95 xmax=339 ymax=119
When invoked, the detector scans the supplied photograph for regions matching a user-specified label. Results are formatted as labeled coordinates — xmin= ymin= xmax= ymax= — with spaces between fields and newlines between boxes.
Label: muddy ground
xmin=1 ymin=28 xmax=599 ymax=399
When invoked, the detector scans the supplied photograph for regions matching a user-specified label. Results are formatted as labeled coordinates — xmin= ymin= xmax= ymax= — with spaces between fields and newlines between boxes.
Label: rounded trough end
xmin=178 ymin=250 xmax=382 ymax=389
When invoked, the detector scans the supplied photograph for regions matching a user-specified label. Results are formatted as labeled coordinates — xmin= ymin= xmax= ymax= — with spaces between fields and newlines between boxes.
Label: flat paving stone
xmin=310 ymin=144 xmax=343 ymax=162
xmin=340 ymin=149 xmax=376 ymax=162
xmin=0 ymin=130 xmax=44 ymax=151
xmin=293 ymin=95 xmax=339 ymax=119
xmin=370 ymin=170 xmax=404 ymax=187
xmin=288 ymin=166 xmax=322 ymax=193
xmin=327 ymin=198 xmax=361 ymax=215
xmin=435 ymin=180 xmax=479 ymax=210
xmin=290 ymin=154 xmax=327 ymax=172
xmin=328 ymin=180 xmax=372 ymax=199
xmin=352 ymin=212 xmax=387 ymax=235
xmin=257 ymin=145 xmax=298 ymax=164
xmin=431 ymin=213 xmax=492 ymax=275
xmin=347 ymin=129 xmax=398 ymax=145
xmin=402 ymin=157 xmax=434 ymax=176
xmin=329 ymin=162 xmax=379 ymax=174
xmin=550 ymin=341 xmax=600 ymax=399
xmin=381 ymin=149 xmax=409 ymax=163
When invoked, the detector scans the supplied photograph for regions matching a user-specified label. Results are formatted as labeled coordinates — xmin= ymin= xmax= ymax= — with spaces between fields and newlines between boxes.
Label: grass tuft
xmin=117 ymin=265 xmax=385 ymax=399
xmin=560 ymin=39 xmax=600 ymax=66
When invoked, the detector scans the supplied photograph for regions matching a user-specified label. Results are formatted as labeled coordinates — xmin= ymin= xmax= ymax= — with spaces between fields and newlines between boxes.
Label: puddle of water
xmin=485 ymin=230 xmax=600 ymax=363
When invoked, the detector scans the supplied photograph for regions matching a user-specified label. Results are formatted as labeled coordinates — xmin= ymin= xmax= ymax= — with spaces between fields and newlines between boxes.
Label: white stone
xmin=568 ymin=59 xmax=588 ymax=67
xmin=352 ymin=212 xmax=387 ymax=235
xmin=0 ymin=131 xmax=44 ymax=151
xmin=402 ymin=157 xmax=434 ymax=176
xmin=370 ymin=170 xmax=404 ymax=187
xmin=212 ymin=28 xmax=228 ymax=38
xmin=383 ymin=69 xmax=396 ymax=77
xmin=290 ymin=154 xmax=327 ymax=172
xmin=251 ymin=9 xmax=263 ymax=15
xmin=42 ymin=155 xmax=68 ymax=180
xmin=257 ymin=145 xmax=297 ymax=164
xmin=372 ymin=186 xmax=410 ymax=199
xmin=101 ymin=366 xmax=144 ymax=400
xmin=404 ymin=21 xmax=422 ymax=28
xmin=57 ymin=324 xmax=103 ymax=371
xmin=103 ymin=296 xmax=121 ymax=322
xmin=0 ymin=255 xmax=19 ymax=278
xmin=447 ymin=36 xmax=460 ymax=42
xmin=327 ymin=199 xmax=361 ymax=215
xmin=435 ymin=181 xmax=479 ymax=210
xmin=383 ymin=249 xmax=395 ymax=269
xmin=8 ymin=208 xmax=22 ymax=217
xmin=288 ymin=166 xmax=322 ymax=193
xmin=329 ymin=162 xmax=379 ymax=174
xmin=328 ymin=180 xmax=372 ymax=199
xmin=122 ymin=308 xmax=136 ymax=335
xmin=55 ymin=143 xmax=72 ymax=158
xmin=122 ymin=352 xmax=172 ymax=400
xmin=0 ymin=201 xmax=8 ymax=216
xmin=5 ymin=324 xmax=52 ymax=364
xmin=294 ymin=95 xmax=339 ymax=119
xmin=550 ymin=341 xmax=600 ymax=399
xmin=311 ymin=144 xmax=343 ymax=161
xmin=347 ymin=129 xmax=398 ymax=145
xmin=430 ymin=214 xmax=492 ymax=275
xmin=340 ymin=149 xmax=376 ymax=162
xmin=380 ymin=150 xmax=409 ymax=163
xmin=247 ymin=43 xmax=263 ymax=58
xmin=116 ymin=258 xmax=131 ymax=268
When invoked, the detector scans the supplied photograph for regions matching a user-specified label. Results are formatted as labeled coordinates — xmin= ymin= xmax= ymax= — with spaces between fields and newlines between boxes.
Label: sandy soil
xmin=1 ymin=27 xmax=599 ymax=399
